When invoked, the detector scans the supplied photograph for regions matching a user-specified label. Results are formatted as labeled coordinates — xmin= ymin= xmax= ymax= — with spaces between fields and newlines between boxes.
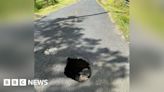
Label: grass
xmin=98 ymin=0 xmax=129 ymax=40
xmin=34 ymin=0 xmax=78 ymax=19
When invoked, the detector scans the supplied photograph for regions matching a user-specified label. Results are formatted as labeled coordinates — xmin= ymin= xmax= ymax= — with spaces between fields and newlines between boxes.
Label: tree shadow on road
xmin=34 ymin=15 xmax=129 ymax=92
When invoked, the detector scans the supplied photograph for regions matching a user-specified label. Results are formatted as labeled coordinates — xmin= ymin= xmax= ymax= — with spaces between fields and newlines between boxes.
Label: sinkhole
xmin=64 ymin=57 xmax=91 ymax=82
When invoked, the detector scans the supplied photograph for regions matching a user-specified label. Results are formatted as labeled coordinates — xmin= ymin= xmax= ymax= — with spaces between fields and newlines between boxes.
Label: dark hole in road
xmin=64 ymin=57 xmax=91 ymax=82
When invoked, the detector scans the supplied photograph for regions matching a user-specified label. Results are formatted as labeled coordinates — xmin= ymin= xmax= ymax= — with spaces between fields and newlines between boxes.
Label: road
xmin=34 ymin=0 xmax=129 ymax=92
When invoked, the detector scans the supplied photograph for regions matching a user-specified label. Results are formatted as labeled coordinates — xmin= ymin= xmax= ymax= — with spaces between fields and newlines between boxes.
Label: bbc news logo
xmin=3 ymin=79 xmax=48 ymax=86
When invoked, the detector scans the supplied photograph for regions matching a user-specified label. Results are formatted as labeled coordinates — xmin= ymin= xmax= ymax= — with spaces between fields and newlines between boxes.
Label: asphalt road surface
xmin=34 ymin=0 xmax=129 ymax=92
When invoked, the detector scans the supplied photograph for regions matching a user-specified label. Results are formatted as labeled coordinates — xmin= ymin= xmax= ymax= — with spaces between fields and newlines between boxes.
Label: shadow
xmin=75 ymin=11 xmax=108 ymax=18
xmin=35 ymin=11 xmax=108 ymax=22
xmin=34 ymin=14 xmax=129 ymax=92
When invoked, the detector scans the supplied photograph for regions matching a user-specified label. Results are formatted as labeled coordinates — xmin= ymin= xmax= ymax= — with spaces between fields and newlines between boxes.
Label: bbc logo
xmin=3 ymin=79 xmax=27 ymax=86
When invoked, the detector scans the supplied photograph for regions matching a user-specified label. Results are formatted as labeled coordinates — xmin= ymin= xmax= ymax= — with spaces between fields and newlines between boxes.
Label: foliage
xmin=34 ymin=0 xmax=77 ymax=19
xmin=34 ymin=0 xmax=59 ymax=11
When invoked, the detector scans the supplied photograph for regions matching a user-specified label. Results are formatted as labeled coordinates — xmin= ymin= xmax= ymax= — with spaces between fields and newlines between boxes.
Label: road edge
xmin=96 ymin=0 xmax=129 ymax=42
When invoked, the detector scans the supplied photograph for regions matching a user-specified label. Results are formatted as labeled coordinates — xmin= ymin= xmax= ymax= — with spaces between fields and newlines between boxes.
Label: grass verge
xmin=34 ymin=0 xmax=78 ymax=19
xmin=98 ymin=0 xmax=129 ymax=40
